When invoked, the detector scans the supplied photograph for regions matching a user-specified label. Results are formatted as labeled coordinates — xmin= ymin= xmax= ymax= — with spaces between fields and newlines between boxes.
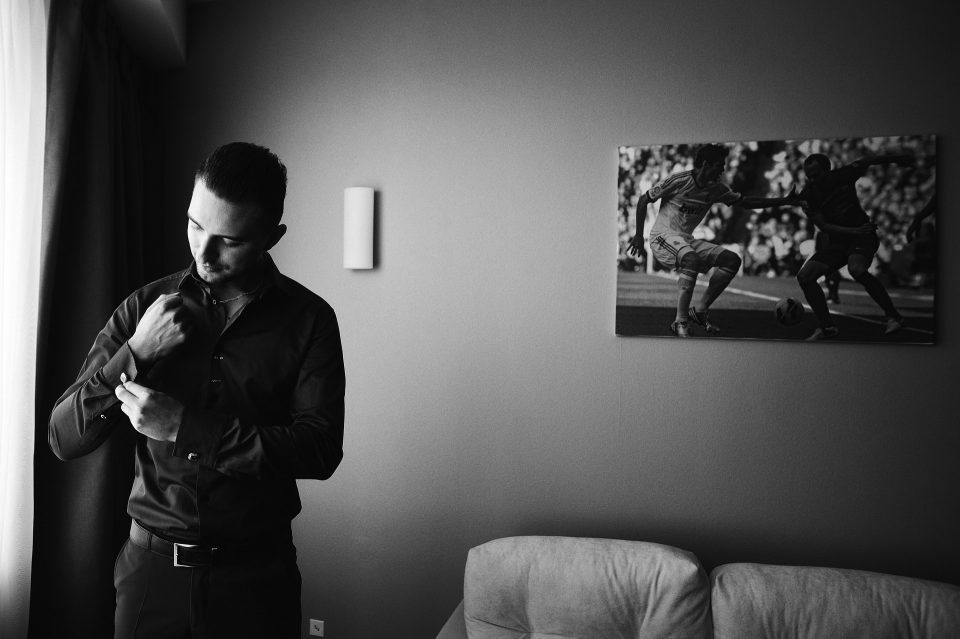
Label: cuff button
xmin=187 ymin=452 xmax=199 ymax=462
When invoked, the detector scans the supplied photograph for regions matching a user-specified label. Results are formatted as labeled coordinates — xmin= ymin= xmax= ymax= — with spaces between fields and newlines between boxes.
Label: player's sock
xmin=697 ymin=266 xmax=737 ymax=311
xmin=676 ymin=270 xmax=697 ymax=321
xmin=853 ymin=271 xmax=901 ymax=321
xmin=826 ymin=275 xmax=840 ymax=303
xmin=799 ymin=278 xmax=832 ymax=328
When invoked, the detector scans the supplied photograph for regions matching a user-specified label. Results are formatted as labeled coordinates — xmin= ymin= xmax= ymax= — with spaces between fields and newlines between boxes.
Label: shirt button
xmin=99 ymin=414 xmax=107 ymax=420
xmin=187 ymin=452 xmax=199 ymax=462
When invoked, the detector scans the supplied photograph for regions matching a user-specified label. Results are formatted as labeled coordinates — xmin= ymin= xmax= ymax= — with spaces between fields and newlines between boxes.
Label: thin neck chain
xmin=214 ymin=282 xmax=262 ymax=304
xmin=216 ymin=290 xmax=255 ymax=304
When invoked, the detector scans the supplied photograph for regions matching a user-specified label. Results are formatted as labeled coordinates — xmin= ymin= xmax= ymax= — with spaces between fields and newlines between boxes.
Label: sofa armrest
xmin=435 ymin=600 xmax=466 ymax=639
xmin=463 ymin=536 xmax=712 ymax=638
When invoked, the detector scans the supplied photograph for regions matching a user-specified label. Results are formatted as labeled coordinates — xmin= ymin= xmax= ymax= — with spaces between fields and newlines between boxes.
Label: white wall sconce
xmin=343 ymin=186 xmax=375 ymax=269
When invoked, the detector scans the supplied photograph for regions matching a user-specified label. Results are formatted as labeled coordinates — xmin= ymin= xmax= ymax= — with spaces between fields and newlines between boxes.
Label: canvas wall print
xmin=616 ymin=134 xmax=936 ymax=344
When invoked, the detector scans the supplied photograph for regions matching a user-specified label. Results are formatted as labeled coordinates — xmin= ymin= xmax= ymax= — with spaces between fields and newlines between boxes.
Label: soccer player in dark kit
xmin=795 ymin=151 xmax=915 ymax=340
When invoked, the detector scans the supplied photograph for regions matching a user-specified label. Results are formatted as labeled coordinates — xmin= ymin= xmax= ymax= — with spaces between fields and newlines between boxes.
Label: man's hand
xmin=784 ymin=185 xmax=803 ymax=206
xmin=115 ymin=374 xmax=184 ymax=442
xmin=128 ymin=294 xmax=191 ymax=365
xmin=627 ymin=235 xmax=644 ymax=257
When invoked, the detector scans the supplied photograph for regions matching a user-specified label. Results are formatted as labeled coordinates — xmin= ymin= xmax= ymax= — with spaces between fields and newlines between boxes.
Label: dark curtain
xmin=31 ymin=0 xmax=163 ymax=637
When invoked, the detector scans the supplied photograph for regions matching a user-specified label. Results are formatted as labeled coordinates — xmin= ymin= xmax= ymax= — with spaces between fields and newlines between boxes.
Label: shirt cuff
xmin=102 ymin=342 xmax=140 ymax=388
xmin=173 ymin=407 xmax=227 ymax=466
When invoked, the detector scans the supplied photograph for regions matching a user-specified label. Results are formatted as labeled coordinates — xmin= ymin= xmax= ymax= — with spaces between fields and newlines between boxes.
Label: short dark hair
xmin=804 ymin=153 xmax=832 ymax=172
xmin=694 ymin=144 xmax=728 ymax=169
xmin=194 ymin=142 xmax=287 ymax=228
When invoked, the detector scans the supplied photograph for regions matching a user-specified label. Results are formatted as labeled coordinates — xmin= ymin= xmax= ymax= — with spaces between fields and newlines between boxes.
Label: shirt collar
xmin=177 ymin=253 xmax=291 ymax=299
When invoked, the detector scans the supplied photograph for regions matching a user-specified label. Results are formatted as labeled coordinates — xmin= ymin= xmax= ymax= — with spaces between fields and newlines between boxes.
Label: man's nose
xmin=196 ymin=236 xmax=218 ymax=263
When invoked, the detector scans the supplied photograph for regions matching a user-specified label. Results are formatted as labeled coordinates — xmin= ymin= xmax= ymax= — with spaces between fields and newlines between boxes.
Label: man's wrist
xmin=127 ymin=339 xmax=153 ymax=371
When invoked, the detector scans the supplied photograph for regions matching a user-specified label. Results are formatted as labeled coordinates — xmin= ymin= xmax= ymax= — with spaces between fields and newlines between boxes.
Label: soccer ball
xmin=774 ymin=297 xmax=805 ymax=326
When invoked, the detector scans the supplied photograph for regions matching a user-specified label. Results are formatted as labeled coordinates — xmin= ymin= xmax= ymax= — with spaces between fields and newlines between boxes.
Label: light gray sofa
xmin=435 ymin=536 xmax=960 ymax=639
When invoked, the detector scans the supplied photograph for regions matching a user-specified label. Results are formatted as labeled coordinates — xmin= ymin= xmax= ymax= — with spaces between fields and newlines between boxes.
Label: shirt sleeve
xmin=647 ymin=175 xmax=677 ymax=202
xmin=48 ymin=299 xmax=141 ymax=460
xmin=715 ymin=183 xmax=743 ymax=206
xmin=172 ymin=305 xmax=345 ymax=481
xmin=832 ymin=163 xmax=868 ymax=185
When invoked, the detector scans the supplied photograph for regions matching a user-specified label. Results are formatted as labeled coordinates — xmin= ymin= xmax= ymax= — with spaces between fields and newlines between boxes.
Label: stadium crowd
xmin=618 ymin=136 xmax=937 ymax=288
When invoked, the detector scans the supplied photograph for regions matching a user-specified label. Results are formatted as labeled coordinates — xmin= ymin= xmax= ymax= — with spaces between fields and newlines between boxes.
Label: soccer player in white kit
xmin=627 ymin=144 xmax=800 ymax=337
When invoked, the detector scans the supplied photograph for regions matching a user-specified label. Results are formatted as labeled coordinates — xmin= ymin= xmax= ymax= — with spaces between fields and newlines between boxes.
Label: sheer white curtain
xmin=0 ymin=0 xmax=47 ymax=636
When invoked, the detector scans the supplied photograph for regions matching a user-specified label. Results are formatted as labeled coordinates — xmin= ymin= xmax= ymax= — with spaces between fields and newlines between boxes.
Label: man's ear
xmin=265 ymin=224 xmax=287 ymax=251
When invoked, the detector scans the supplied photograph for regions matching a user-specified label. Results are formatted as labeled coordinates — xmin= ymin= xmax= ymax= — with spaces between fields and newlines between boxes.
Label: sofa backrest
xmin=711 ymin=563 xmax=960 ymax=639
xmin=463 ymin=536 xmax=712 ymax=639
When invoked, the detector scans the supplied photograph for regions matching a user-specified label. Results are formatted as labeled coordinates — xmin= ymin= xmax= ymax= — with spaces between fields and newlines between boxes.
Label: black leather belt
xmin=129 ymin=520 xmax=291 ymax=568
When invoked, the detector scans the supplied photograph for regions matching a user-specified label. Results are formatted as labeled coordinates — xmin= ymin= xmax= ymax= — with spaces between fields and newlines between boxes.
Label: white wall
xmin=158 ymin=1 xmax=959 ymax=636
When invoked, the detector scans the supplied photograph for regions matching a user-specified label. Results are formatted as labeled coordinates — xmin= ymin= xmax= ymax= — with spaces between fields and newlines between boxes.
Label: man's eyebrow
xmin=186 ymin=214 xmax=248 ymax=242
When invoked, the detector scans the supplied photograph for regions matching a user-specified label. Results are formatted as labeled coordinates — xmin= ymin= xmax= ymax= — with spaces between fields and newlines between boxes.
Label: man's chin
xmin=197 ymin=265 xmax=228 ymax=283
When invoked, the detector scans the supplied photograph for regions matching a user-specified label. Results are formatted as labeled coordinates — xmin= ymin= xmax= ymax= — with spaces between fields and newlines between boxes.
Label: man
xmin=795 ymin=152 xmax=914 ymax=340
xmin=48 ymin=142 xmax=345 ymax=638
xmin=627 ymin=144 xmax=800 ymax=337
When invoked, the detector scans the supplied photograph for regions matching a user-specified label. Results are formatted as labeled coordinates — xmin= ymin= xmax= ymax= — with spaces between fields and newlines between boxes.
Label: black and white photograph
xmin=617 ymin=134 xmax=937 ymax=343
xmin=4 ymin=2 xmax=958 ymax=638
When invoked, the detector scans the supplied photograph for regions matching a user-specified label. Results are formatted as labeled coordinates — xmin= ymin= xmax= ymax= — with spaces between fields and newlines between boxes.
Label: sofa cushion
xmin=711 ymin=563 xmax=960 ymax=639
xmin=463 ymin=536 xmax=712 ymax=639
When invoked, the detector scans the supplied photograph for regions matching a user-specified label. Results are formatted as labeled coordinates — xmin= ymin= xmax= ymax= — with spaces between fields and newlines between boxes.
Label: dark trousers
xmin=114 ymin=536 xmax=302 ymax=639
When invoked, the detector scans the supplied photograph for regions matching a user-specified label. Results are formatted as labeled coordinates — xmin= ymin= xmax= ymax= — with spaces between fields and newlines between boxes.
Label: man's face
xmin=700 ymin=158 xmax=726 ymax=183
xmin=187 ymin=180 xmax=279 ymax=290
xmin=803 ymin=160 xmax=825 ymax=181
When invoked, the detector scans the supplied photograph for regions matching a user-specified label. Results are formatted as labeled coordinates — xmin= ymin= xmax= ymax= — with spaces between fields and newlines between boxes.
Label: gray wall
xmin=157 ymin=1 xmax=959 ymax=636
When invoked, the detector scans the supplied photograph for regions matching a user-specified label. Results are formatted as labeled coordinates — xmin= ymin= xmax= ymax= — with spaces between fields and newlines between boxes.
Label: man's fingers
xmin=147 ymin=292 xmax=183 ymax=313
xmin=115 ymin=383 xmax=138 ymax=404
xmin=159 ymin=293 xmax=184 ymax=310
xmin=116 ymin=377 xmax=153 ymax=403
xmin=171 ymin=307 xmax=192 ymax=329
xmin=120 ymin=379 xmax=150 ymax=399
xmin=148 ymin=292 xmax=174 ymax=308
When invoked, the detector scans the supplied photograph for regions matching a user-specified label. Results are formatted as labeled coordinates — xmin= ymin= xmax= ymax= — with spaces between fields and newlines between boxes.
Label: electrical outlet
xmin=309 ymin=618 xmax=324 ymax=637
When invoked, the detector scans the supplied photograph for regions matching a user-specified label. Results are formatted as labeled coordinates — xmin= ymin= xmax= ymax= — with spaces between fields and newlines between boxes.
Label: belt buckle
xmin=173 ymin=542 xmax=206 ymax=568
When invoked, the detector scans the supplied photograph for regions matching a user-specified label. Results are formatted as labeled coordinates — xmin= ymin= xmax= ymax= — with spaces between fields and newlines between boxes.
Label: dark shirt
xmin=800 ymin=163 xmax=870 ymax=229
xmin=48 ymin=256 xmax=345 ymax=545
